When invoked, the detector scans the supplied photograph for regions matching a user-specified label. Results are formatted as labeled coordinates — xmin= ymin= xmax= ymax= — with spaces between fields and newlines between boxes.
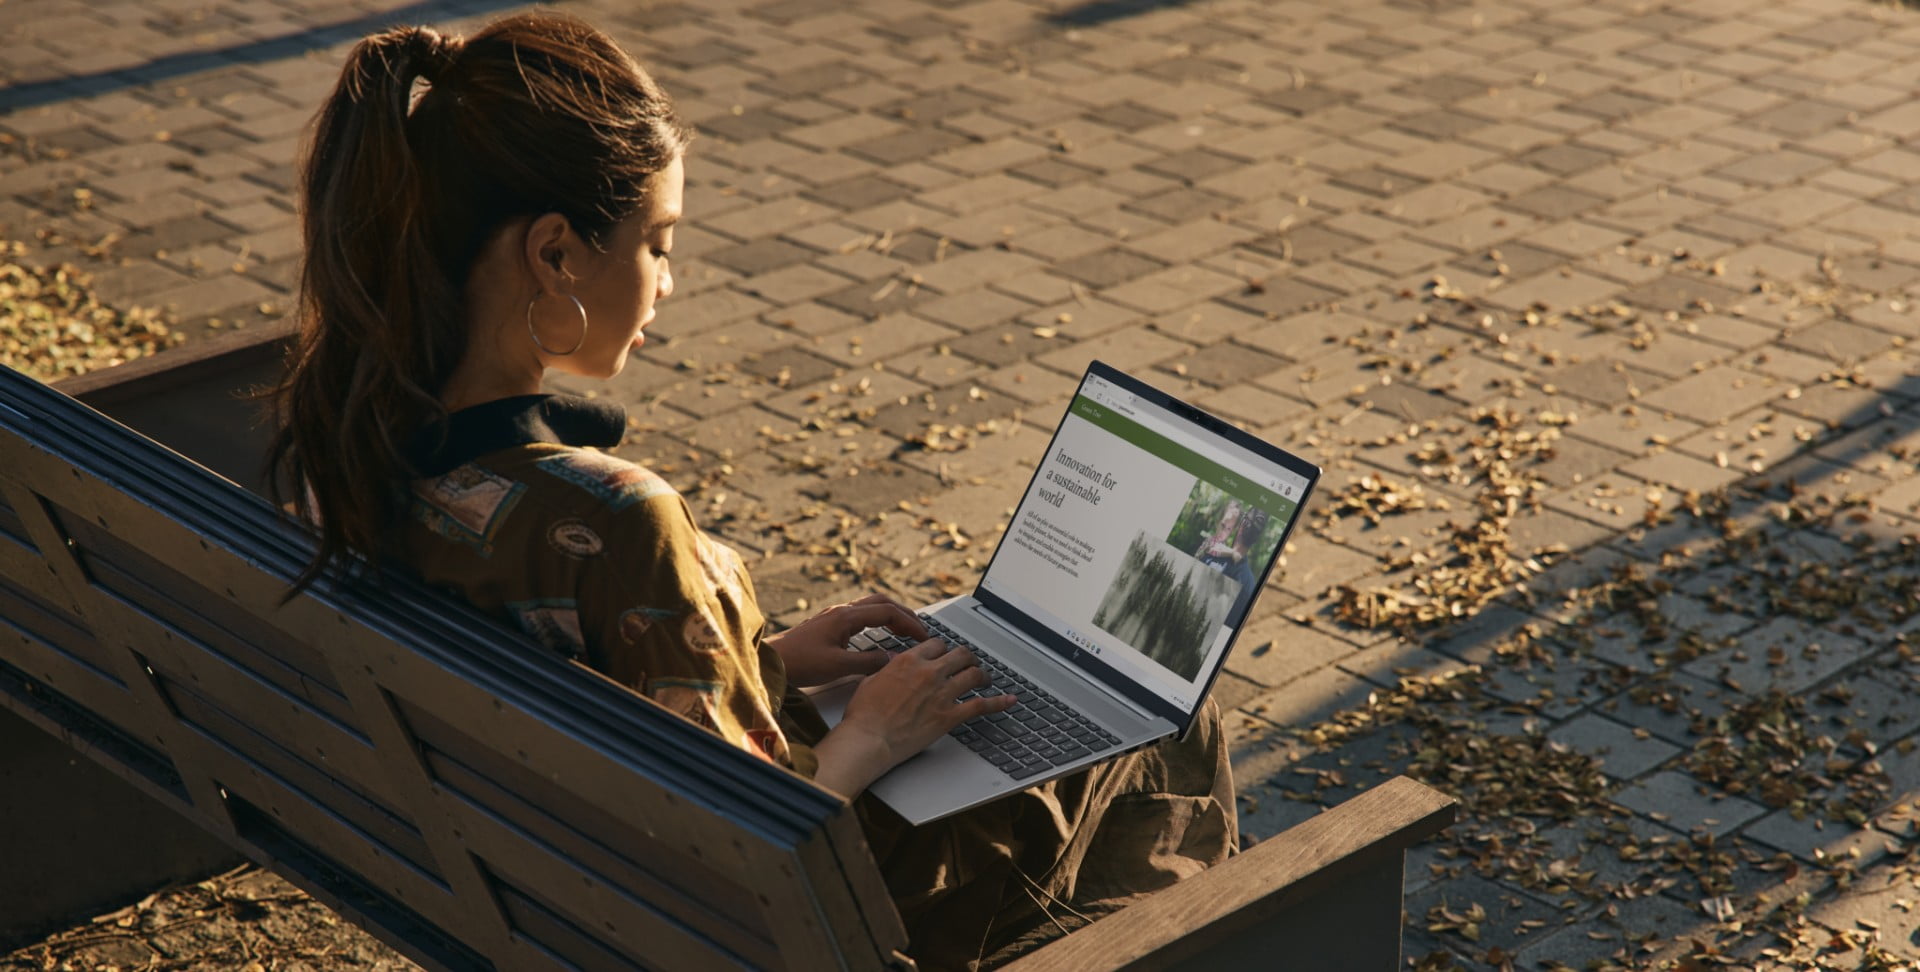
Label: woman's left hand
xmin=766 ymin=593 xmax=931 ymax=688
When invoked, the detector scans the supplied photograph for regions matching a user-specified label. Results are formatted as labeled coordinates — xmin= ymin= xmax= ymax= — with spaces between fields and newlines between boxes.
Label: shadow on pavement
xmin=1042 ymin=0 xmax=1203 ymax=27
xmin=1234 ymin=345 xmax=1920 ymax=967
xmin=0 ymin=0 xmax=524 ymax=112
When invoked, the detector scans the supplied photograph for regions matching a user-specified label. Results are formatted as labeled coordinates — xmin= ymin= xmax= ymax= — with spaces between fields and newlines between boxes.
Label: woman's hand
xmin=1203 ymin=538 xmax=1244 ymax=563
xmin=765 ymin=592 xmax=927 ymax=688
xmin=811 ymin=638 xmax=1016 ymax=796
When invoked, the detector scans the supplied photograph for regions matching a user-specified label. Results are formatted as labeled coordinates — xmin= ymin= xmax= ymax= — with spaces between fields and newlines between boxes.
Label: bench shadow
xmin=0 ymin=0 xmax=525 ymax=112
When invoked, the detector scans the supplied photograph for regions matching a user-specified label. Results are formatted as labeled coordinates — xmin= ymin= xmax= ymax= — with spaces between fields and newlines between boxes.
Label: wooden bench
xmin=0 ymin=357 xmax=1455 ymax=970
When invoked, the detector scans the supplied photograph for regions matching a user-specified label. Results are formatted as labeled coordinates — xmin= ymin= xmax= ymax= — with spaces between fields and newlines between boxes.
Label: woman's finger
xmin=849 ymin=593 xmax=929 ymax=638
xmin=843 ymin=646 xmax=891 ymax=676
xmin=951 ymin=664 xmax=991 ymax=693
xmin=953 ymin=694 xmax=1016 ymax=724
xmin=934 ymin=645 xmax=978 ymax=676
xmin=837 ymin=600 xmax=931 ymax=640
xmin=905 ymin=636 xmax=953 ymax=659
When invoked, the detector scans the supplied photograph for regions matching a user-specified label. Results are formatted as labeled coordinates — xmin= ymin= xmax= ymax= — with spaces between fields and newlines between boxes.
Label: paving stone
xmin=1563 ymin=90 xmax=1664 ymax=122
xmin=1218 ymin=277 xmax=1343 ymax=319
xmin=1614 ymin=770 xmax=1769 ymax=836
xmin=1745 ymin=809 xmax=1896 ymax=867
xmin=1712 ymin=147 xmax=1832 ymax=187
xmin=1802 ymin=865 xmax=1920 ymax=960
xmin=1394 ymin=74 xmax=1490 ymax=104
xmin=1348 ymin=380 xmax=1462 ymax=423
xmin=914 ymin=288 xmax=1032 ymax=334
xmin=1780 ymin=318 xmax=1900 ymax=363
xmin=1477 ymin=654 xmax=1618 ymax=719
xmin=1596 ymin=672 xmax=1742 ymax=749
xmin=1389 ymin=109 xmax=1493 ymax=141
xmin=1226 ymin=614 xmax=1357 ymax=688
xmin=867 ymin=381 xmax=1021 ymax=441
xmin=1638 ymin=365 xmax=1785 ymax=423
xmin=1827 ymin=252 xmax=1920 ymax=292
xmin=737 ymin=345 xmax=842 ymax=389
xmin=1621 ymin=449 xmax=1745 ymax=494
xmin=1511 ymin=894 xmax=1703 ymax=970
xmin=801 ymin=174 xmax=915 ymax=210
xmin=1006 ymin=156 xmax=1099 ymax=188
xmin=1245 ymin=223 xmax=1368 ymax=265
xmin=1547 ymin=712 xmax=1682 ymax=780
xmin=1121 ymin=186 xmax=1235 ymax=223
xmin=1502 ymin=184 xmax=1609 ymax=221
xmin=748 ymin=60 xmax=871 ymax=96
xmin=815 ymin=276 xmax=934 ymax=320
xmin=702 ymin=236 xmax=817 ymax=275
xmin=1517 ymin=142 xmax=1614 ymax=176
xmin=1136 ymin=148 xmax=1243 ymax=185
xmin=1269 ymin=532 xmax=1380 ymax=599
xmin=876 ymin=87 xmax=1001 ymax=124
xmin=1033 ymin=325 xmax=1191 ymax=374
xmin=1261 ymin=85 xmax=1348 ymax=117
xmin=1328 ymin=165 xmax=1427 ymax=199
xmin=845 ymin=128 xmax=972 ymax=166
xmin=1050 ymin=248 xmax=1166 ymax=289
xmin=1404 ymin=873 xmax=1563 ymax=958
xmin=1682 ymin=618 xmax=1871 ymax=695
xmin=699 ymin=107 xmax=802 ymax=144
xmin=1158 ymin=342 xmax=1287 ymax=389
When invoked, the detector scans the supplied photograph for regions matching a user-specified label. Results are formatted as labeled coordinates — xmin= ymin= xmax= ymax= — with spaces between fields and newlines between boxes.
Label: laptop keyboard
xmin=847 ymin=617 xmax=1121 ymax=781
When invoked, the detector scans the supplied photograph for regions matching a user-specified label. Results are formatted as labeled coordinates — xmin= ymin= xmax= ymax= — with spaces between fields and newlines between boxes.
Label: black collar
xmin=408 ymin=394 xmax=626 ymax=476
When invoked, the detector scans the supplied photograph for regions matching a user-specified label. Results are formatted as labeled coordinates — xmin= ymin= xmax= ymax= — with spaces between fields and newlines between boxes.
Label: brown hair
xmin=1235 ymin=507 xmax=1269 ymax=551
xmin=268 ymin=12 xmax=690 ymax=592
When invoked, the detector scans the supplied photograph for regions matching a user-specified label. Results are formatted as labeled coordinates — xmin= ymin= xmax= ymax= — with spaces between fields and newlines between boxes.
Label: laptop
xmin=809 ymin=360 xmax=1320 ymax=825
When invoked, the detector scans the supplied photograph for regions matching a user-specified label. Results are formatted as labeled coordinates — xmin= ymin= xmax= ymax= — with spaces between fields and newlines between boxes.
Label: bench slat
xmin=1003 ymin=776 xmax=1456 ymax=971
xmin=222 ymin=790 xmax=500 ymax=972
xmin=0 ymin=569 xmax=124 ymax=691
xmin=402 ymin=699 xmax=783 ymax=965
xmin=0 ymin=651 xmax=187 ymax=803
xmin=162 ymin=680 xmax=440 ymax=875
xmin=53 ymin=499 xmax=356 ymax=720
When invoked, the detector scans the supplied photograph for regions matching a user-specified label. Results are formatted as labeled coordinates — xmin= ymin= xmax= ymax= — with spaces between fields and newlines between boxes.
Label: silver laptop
xmin=810 ymin=360 xmax=1320 ymax=825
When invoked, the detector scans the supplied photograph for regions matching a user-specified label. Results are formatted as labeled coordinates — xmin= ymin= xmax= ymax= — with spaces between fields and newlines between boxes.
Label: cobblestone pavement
xmin=10 ymin=0 xmax=1920 ymax=967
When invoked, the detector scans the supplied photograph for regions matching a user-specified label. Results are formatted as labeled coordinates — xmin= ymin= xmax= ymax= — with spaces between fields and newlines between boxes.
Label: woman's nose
xmin=657 ymin=264 xmax=674 ymax=301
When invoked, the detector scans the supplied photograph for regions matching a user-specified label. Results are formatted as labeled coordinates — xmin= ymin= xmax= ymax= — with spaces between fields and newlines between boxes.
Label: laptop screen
xmin=976 ymin=365 xmax=1316 ymax=721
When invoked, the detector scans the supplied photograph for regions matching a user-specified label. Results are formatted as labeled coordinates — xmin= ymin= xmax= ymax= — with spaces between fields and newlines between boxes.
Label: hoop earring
xmin=527 ymin=293 xmax=588 ymax=356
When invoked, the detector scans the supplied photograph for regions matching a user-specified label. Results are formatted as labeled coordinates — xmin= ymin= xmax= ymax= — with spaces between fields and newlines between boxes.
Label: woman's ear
xmin=522 ymin=213 xmax=577 ymax=296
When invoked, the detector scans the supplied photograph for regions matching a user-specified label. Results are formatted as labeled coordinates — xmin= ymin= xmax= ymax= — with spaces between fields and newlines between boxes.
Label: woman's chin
xmin=597 ymin=346 xmax=633 ymax=380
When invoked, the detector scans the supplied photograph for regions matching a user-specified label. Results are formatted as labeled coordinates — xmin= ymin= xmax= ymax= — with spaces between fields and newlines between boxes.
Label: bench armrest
xmin=1001 ymin=775 xmax=1457 ymax=972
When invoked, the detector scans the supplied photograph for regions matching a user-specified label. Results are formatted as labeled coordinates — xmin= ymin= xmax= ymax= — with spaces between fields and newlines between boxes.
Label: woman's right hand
xmin=810 ymin=638 xmax=1016 ymax=796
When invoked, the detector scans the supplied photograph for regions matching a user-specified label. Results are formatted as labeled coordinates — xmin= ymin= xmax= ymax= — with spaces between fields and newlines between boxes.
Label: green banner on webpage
xmin=1069 ymin=396 xmax=1297 ymax=521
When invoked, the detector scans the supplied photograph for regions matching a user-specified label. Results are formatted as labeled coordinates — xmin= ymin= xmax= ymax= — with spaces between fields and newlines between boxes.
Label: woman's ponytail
xmin=271 ymin=26 xmax=467 ymax=593
xmin=269 ymin=14 xmax=689 ymax=596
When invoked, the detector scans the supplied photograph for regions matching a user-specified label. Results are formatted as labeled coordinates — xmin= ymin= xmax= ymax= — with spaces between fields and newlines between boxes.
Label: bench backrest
xmin=0 ymin=365 xmax=909 ymax=972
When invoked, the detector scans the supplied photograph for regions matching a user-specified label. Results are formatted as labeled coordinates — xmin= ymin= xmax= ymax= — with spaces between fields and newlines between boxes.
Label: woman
xmin=270 ymin=13 xmax=1235 ymax=968
xmin=1202 ymin=507 xmax=1268 ymax=621
xmin=1194 ymin=499 xmax=1243 ymax=562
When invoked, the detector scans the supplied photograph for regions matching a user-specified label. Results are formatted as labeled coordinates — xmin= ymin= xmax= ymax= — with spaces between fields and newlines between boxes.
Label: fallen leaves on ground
xmin=0 ymin=240 xmax=183 ymax=381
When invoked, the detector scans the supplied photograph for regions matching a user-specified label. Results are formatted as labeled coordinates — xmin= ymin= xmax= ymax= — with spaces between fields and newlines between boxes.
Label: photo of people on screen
xmin=1166 ymin=482 xmax=1286 ymax=624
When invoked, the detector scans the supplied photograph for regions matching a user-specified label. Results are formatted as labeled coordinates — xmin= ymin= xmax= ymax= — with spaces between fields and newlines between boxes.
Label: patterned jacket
xmin=402 ymin=393 xmax=816 ymax=774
